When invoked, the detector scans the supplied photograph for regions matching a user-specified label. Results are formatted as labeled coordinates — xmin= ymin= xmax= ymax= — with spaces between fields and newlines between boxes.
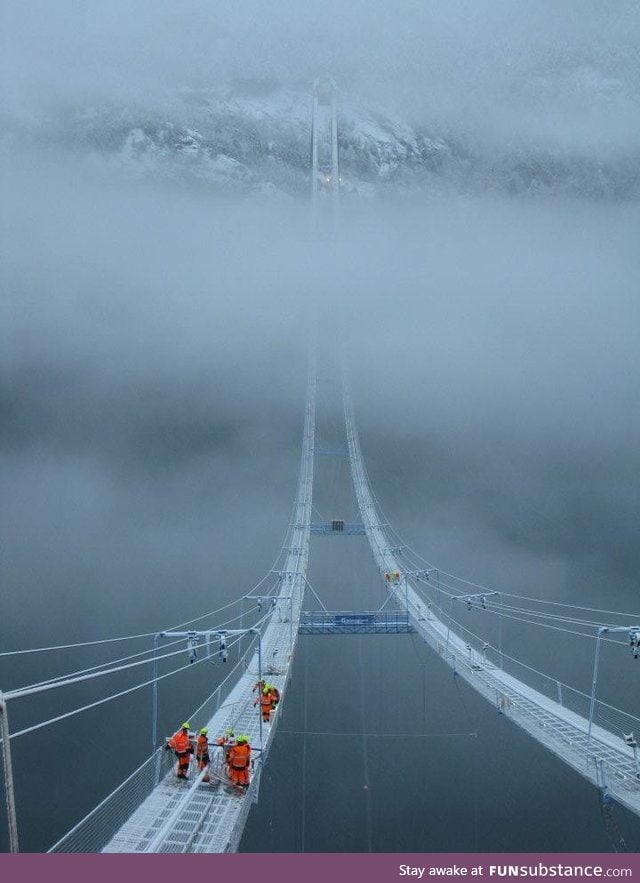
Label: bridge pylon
xmin=311 ymin=75 xmax=340 ymax=233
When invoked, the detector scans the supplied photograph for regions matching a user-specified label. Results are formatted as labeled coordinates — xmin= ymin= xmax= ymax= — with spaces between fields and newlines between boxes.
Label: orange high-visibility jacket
xmin=228 ymin=743 xmax=251 ymax=770
xmin=196 ymin=735 xmax=209 ymax=759
xmin=168 ymin=730 xmax=191 ymax=754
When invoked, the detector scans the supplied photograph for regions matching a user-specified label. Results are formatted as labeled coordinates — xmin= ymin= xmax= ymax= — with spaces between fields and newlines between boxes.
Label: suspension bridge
xmin=1 ymin=78 xmax=639 ymax=854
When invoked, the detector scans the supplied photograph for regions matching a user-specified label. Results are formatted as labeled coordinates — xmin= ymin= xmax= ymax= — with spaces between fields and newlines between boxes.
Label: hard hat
xmin=236 ymin=734 xmax=248 ymax=743
xmin=225 ymin=728 xmax=234 ymax=737
xmin=200 ymin=728 xmax=208 ymax=735
xmin=263 ymin=686 xmax=269 ymax=693
xmin=181 ymin=722 xmax=191 ymax=729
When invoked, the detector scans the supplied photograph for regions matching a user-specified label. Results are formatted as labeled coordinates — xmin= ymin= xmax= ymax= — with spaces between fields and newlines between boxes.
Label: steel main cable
xmin=0 ymin=594 xmax=248 ymax=659
xmin=356 ymin=467 xmax=640 ymax=621
xmin=3 ymin=642 xmax=207 ymax=702
xmin=0 ymin=629 xmax=183 ymax=658
xmin=485 ymin=599 xmax=622 ymax=629
xmin=435 ymin=596 xmax=629 ymax=647
xmin=6 ymin=630 xmax=256 ymax=742
xmin=491 ymin=590 xmax=640 ymax=621
xmin=5 ymin=655 xmax=211 ymax=741
xmin=438 ymin=589 xmax=634 ymax=643
xmin=478 ymin=607 xmax=629 ymax=644
xmin=0 ymin=510 xmax=303 ymax=660
xmin=419 ymin=569 xmax=638 ymax=626
xmin=408 ymin=540 xmax=639 ymax=619
xmin=4 ymin=605 xmax=275 ymax=702
xmin=4 ymin=602 xmax=264 ymax=696
xmin=9 ymin=634 xmax=186 ymax=694
xmin=427 ymin=578 xmax=616 ymax=630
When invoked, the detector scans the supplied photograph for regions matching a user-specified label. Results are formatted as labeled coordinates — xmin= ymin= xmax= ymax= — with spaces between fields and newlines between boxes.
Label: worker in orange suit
xmin=215 ymin=728 xmax=236 ymax=752
xmin=227 ymin=734 xmax=251 ymax=787
xmin=268 ymin=683 xmax=280 ymax=709
xmin=215 ymin=729 xmax=236 ymax=776
xmin=255 ymin=685 xmax=273 ymax=722
xmin=195 ymin=728 xmax=210 ymax=782
xmin=166 ymin=722 xmax=193 ymax=779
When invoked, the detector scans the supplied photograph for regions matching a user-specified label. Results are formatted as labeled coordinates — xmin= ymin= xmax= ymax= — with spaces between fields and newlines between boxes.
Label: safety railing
xmin=48 ymin=746 xmax=175 ymax=853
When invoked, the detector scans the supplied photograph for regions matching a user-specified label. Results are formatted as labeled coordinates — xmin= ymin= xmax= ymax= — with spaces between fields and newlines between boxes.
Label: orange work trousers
xmin=229 ymin=764 xmax=250 ymax=786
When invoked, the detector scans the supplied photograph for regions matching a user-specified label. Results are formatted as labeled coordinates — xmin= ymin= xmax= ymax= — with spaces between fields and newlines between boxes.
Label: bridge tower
xmin=311 ymin=75 xmax=340 ymax=231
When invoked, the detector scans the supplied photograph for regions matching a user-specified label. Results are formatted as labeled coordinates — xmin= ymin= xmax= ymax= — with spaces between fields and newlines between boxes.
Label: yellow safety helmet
xmin=200 ymin=728 xmax=208 ymax=735
xmin=181 ymin=722 xmax=191 ymax=729
xmin=236 ymin=734 xmax=248 ymax=743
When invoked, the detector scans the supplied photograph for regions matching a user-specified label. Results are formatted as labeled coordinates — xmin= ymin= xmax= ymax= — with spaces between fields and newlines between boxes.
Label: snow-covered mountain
xmin=3 ymin=81 xmax=639 ymax=201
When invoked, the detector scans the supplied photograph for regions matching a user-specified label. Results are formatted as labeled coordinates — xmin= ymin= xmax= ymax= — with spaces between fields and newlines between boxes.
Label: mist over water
xmin=2 ymin=0 xmax=640 ymax=854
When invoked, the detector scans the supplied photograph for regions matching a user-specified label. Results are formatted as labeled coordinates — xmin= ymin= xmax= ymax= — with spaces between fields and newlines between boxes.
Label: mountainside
xmin=3 ymin=82 xmax=639 ymax=201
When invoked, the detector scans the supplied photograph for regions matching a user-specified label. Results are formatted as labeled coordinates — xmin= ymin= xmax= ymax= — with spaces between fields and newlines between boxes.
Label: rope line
xmin=26 ymin=600 xmax=257 ymax=690
xmin=5 ymin=606 xmax=274 ymax=702
xmin=1 ymin=486 xmax=309 ymax=660
xmin=8 ymin=636 xmax=185 ymax=694
xmin=6 ymin=631 xmax=253 ymax=742
xmin=5 ymin=643 xmax=199 ymax=701
xmin=0 ymin=596 xmax=253 ymax=658
xmin=353 ymin=467 xmax=639 ymax=622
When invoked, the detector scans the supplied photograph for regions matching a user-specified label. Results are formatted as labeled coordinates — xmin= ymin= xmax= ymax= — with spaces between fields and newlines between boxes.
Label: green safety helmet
xmin=236 ymin=734 xmax=248 ymax=743
xmin=200 ymin=728 xmax=208 ymax=735
xmin=181 ymin=722 xmax=191 ymax=729
xmin=225 ymin=728 xmax=235 ymax=737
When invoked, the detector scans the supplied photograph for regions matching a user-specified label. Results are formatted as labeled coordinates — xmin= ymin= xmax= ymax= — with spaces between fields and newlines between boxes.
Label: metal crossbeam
xmin=310 ymin=521 xmax=366 ymax=535
xmin=315 ymin=446 xmax=348 ymax=457
xmin=299 ymin=611 xmax=415 ymax=634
